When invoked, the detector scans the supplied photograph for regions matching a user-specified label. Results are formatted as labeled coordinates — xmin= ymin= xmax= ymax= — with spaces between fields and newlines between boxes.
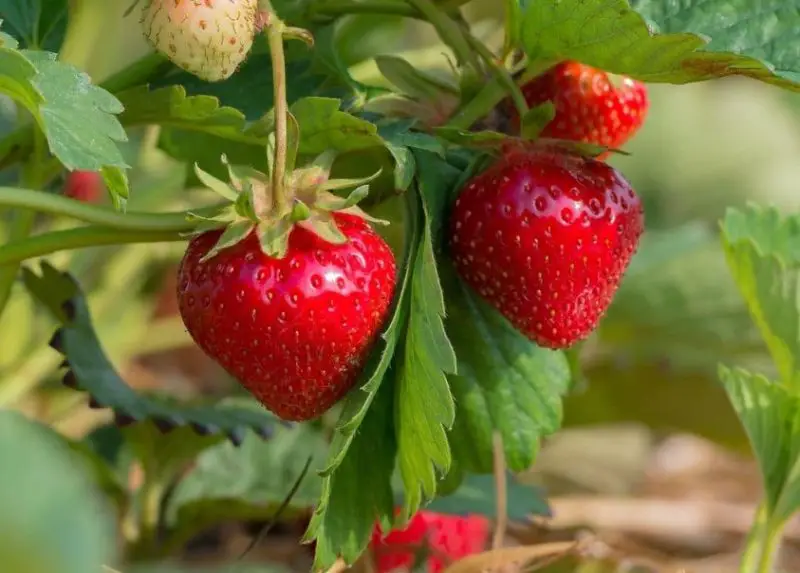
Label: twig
xmin=492 ymin=431 xmax=508 ymax=550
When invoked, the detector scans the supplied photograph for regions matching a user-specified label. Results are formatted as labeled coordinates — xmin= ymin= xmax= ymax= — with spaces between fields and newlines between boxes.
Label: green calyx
xmin=186 ymin=152 xmax=385 ymax=262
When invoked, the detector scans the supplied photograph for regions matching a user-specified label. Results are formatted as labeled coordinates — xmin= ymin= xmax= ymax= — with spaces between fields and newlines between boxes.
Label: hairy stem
xmin=0 ymin=186 xmax=220 ymax=231
xmin=0 ymin=227 xmax=185 ymax=266
xmin=265 ymin=11 xmax=289 ymax=214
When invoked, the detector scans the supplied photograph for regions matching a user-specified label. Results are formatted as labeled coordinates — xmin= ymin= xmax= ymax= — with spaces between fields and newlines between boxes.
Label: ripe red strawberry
xmin=141 ymin=0 xmax=259 ymax=82
xmin=448 ymin=147 xmax=643 ymax=349
xmin=64 ymin=170 xmax=104 ymax=203
xmin=177 ymin=212 xmax=396 ymax=421
xmin=513 ymin=61 xmax=648 ymax=154
xmin=370 ymin=511 xmax=490 ymax=573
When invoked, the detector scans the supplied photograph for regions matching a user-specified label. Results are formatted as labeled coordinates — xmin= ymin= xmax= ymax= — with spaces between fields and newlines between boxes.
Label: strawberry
xmin=370 ymin=510 xmax=490 ymax=573
xmin=513 ymin=61 xmax=648 ymax=154
xmin=63 ymin=170 xmax=104 ymax=203
xmin=177 ymin=212 xmax=396 ymax=421
xmin=448 ymin=147 xmax=643 ymax=349
xmin=141 ymin=0 xmax=259 ymax=82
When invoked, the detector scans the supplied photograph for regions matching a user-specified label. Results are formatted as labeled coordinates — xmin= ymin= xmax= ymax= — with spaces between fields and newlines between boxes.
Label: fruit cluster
xmin=174 ymin=63 xmax=646 ymax=421
xmin=142 ymin=2 xmax=647 ymax=422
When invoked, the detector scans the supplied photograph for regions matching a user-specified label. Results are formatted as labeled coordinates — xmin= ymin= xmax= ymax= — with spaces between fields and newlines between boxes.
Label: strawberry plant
xmin=0 ymin=1 xmax=800 ymax=573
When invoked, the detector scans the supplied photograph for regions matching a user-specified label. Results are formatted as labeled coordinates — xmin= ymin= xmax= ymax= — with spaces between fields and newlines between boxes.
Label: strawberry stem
xmin=265 ymin=14 xmax=289 ymax=215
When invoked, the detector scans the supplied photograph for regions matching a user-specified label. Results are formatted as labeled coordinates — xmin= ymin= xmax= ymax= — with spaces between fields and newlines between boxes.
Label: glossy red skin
xmin=177 ymin=213 xmax=397 ymax=421
xmin=448 ymin=148 xmax=643 ymax=349
xmin=64 ymin=170 xmax=104 ymax=203
xmin=370 ymin=511 xmax=490 ymax=573
xmin=513 ymin=61 xmax=648 ymax=155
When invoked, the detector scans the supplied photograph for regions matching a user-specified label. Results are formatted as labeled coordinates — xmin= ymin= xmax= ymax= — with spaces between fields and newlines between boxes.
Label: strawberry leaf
xmin=0 ymin=44 xmax=129 ymax=206
xmin=721 ymin=205 xmax=800 ymax=390
xmin=521 ymin=0 xmax=800 ymax=89
xmin=393 ymin=151 xmax=458 ymax=519
xmin=719 ymin=366 xmax=800 ymax=525
xmin=305 ymin=188 xmax=423 ymax=569
xmin=290 ymin=97 xmax=385 ymax=154
xmin=21 ymin=262 xmax=278 ymax=447
xmin=441 ymin=261 xmax=571 ymax=474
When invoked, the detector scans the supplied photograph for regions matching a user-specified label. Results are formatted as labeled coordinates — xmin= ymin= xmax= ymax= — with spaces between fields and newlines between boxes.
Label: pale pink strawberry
xmin=141 ymin=0 xmax=259 ymax=82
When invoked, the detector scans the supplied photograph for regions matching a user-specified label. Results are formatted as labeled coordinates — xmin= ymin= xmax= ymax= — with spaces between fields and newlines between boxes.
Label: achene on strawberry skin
xmin=448 ymin=147 xmax=644 ymax=349
xmin=512 ymin=61 xmax=649 ymax=155
xmin=177 ymin=213 xmax=397 ymax=421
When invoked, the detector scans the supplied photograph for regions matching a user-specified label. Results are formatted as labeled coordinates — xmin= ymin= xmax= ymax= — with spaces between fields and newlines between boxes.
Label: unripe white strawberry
xmin=141 ymin=0 xmax=259 ymax=82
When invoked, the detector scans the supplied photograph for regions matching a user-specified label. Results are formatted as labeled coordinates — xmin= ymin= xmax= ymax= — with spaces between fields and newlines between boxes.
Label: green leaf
xmin=521 ymin=0 xmax=800 ymax=89
xmin=306 ymin=181 xmax=425 ymax=569
xmin=119 ymin=85 xmax=264 ymax=144
xmin=164 ymin=423 xmax=327 ymax=550
xmin=721 ymin=205 xmax=800 ymax=388
xmin=631 ymin=0 xmax=800 ymax=85
xmin=21 ymin=262 xmax=278 ymax=447
xmin=290 ymin=97 xmax=385 ymax=154
xmin=425 ymin=472 xmax=550 ymax=520
xmin=378 ymin=120 xmax=446 ymax=192
xmin=719 ymin=365 xmax=800 ymax=524
xmin=394 ymin=152 xmax=459 ymax=519
xmin=21 ymin=50 xmax=128 ymax=170
xmin=0 ymin=0 xmax=68 ymax=51
xmin=0 ymin=411 xmax=115 ymax=573
xmin=442 ymin=262 xmax=571 ymax=473
xmin=309 ymin=377 xmax=398 ymax=568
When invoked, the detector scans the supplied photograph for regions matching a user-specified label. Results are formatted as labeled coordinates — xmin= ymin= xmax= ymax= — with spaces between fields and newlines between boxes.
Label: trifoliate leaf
xmin=21 ymin=262 xmax=277 ymax=447
xmin=721 ymin=205 xmax=800 ymax=389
